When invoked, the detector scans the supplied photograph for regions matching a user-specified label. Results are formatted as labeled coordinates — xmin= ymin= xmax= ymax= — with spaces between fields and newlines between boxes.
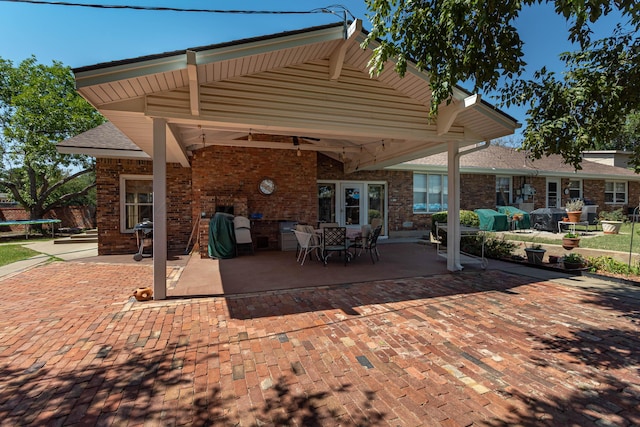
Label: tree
xmin=0 ymin=56 xmax=104 ymax=220
xmin=364 ymin=0 xmax=640 ymax=170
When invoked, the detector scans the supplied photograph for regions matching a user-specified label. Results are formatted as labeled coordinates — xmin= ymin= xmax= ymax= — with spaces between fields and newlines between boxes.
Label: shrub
xmin=460 ymin=234 xmax=517 ymax=259
xmin=587 ymin=256 xmax=640 ymax=275
xmin=598 ymin=208 xmax=626 ymax=222
xmin=563 ymin=253 xmax=585 ymax=264
xmin=565 ymin=199 xmax=584 ymax=211
xmin=430 ymin=210 xmax=479 ymax=238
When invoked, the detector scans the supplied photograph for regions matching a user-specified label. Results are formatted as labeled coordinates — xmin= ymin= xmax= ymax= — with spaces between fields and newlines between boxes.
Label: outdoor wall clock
xmin=259 ymin=178 xmax=276 ymax=195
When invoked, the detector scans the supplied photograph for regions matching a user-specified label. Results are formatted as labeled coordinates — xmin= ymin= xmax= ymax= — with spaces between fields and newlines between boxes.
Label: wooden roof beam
xmin=186 ymin=50 xmax=200 ymax=116
xmin=436 ymin=94 xmax=480 ymax=136
xmin=329 ymin=19 xmax=362 ymax=81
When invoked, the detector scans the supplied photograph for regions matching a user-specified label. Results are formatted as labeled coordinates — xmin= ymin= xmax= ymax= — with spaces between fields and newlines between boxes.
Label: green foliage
xmin=430 ymin=210 xmax=479 ymax=238
xmin=598 ymin=208 xmax=626 ymax=221
xmin=461 ymin=234 xmax=518 ymax=259
xmin=459 ymin=210 xmax=480 ymax=227
xmin=563 ymin=252 xmax=585 ymax=264
xmin=587 ymin=255 xmax=640 ymax=276
xmin=502 ymin=29 xmax=640 ymax=171
xmin=0 ymin=56 xmax=104 ymax=218
xmin=565 ymin=199 xmax=584 ymax=211
xmin=364 ymin=1 xmax=640 ymax=170
xmin=563 ymin=232 xmax=579 ymax=238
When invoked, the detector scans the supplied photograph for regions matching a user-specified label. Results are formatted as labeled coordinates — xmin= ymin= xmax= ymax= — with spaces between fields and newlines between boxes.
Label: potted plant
xmin=565 ymin=199 xmax=584 ymax=223
xmin=562 ymin=232 xmax=580 ymax=250
xmin=524 ymin=243 xmax=546 ymax=264
xmin=562 ymin=252 xmax=585 ymax=270
xmin=598 ymin=208 xmax=625 ymax=234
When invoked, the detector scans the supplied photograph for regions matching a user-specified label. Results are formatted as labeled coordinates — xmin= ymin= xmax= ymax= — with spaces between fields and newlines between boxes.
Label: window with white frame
xmin=605 ymin=181 xmax=627 ymax=204
xmin=413 ymin=173 xmax=447 ymax=213
xmin=568 ymin=179 xmax=582 ymax=200
xmin=496 ymin=176 xmax=511 ymax=206
xmin=120 ymin=176 xmax=153 ymax=232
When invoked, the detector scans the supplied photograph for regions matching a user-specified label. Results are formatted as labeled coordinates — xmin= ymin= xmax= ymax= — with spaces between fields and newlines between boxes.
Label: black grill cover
xmin=529 ymin=208 xmax=566 ymax=232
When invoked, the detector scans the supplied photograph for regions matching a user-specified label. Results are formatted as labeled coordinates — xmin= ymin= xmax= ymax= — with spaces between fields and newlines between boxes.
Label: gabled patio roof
xmin=73 ymin=20 xmax=519 ymax=172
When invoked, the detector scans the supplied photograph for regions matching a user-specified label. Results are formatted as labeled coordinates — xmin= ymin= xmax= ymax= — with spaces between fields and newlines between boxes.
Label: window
xmin=568 ymin=180 xmax=582 ymax=200
xmin=605 ymin=181 xmax=627 ymax=204
xmin=317 ymin=183 xmax=336 ymax=223
xmin=120 ymin=176 xmax=153 ymax=232
xmin=413 ymin=173 xmax=447 ymax=213
xmin=496 ymin=177 xmax=511 ymax=206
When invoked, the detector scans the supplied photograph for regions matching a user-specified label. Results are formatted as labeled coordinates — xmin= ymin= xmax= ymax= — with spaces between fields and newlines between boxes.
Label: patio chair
xmin=349 ymin=224 xmax=371 ymax=257
xmin=293 ymin=229 xmax=322 ymax=265
xmin=233 ymin=215 xmax=253 ymax=255
xmin=349 ymin=225 xmax=382 ymax=264
xmin=319 ymin=222 xmax=339 ymax=229
xmin=322 ymin=226 xmax=351 ymax=266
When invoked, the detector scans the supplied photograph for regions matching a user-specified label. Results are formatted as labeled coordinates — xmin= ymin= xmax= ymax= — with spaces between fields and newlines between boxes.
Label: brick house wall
xmin=0 ymin=206 xmax=94 ymax=232
xmin=95 ymin=158 xmax=192 ymax=255
xmin=459 ymin=174 xmax=496 ymax=210
xmin=316 ymin=155 xmax=428 ymax=233
xmin=95 ymin=149 xmax=640 ymax=255
xmin=191 ymin=145 xmax=317 ymax=255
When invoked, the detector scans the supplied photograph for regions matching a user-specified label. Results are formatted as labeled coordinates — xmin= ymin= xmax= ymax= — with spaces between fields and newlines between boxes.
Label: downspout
xmin=447 ymin=140 xmax=491 ymax=271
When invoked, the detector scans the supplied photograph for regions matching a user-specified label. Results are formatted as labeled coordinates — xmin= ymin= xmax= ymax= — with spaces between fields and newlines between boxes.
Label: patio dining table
xmin=314 ymin=227 xmax=362 ymax=264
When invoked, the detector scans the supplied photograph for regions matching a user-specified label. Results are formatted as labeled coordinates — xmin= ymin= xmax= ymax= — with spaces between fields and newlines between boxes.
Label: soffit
xmin=73 ymin=21 xmax=519 ymax=170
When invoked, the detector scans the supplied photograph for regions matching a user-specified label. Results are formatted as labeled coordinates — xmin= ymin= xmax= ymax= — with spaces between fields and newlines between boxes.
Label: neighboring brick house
xmin=389 ymin=145 xmax=640 ymax=219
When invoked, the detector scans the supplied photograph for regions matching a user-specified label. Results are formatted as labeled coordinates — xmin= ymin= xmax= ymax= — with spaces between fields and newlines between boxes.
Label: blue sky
xmin=0 ymin=0 xmax=625 ymax=131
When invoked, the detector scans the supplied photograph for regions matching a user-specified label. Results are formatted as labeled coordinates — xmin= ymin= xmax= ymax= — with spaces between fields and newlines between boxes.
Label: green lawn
xmin=501 ymin=223 xmax=640 ymax=254
xmin=0 ymin=244 xmax=40 ymax=267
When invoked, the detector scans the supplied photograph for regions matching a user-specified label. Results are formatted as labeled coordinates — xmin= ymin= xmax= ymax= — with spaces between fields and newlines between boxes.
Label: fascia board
xmin=56 ymin=146 xmax=151 ymax=159
xmin=74 ymin=26 xmax=347 ymax=89
xmin=194 ymin=25 xmax=347 ymax=66
xmin=386 ymin=163 xmax=640 ymax=181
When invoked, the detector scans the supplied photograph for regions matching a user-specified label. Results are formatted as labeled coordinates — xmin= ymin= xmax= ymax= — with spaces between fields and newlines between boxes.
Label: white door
xmin=547 ymin=178 xmax=561 ymax=208
xmin=340 ymin=183 xmax=365 ymax=230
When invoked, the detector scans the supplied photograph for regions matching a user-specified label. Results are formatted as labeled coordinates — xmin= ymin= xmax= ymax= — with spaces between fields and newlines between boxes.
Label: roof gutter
xmin=457 ymin=140 xmax=491 ymax=161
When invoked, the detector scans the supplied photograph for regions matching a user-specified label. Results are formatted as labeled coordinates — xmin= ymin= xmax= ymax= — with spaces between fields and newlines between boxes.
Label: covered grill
xmin=133 ymin=220 xmax=153 ymax=261
xmin=530 ymin=208 xmax=566 ymax=232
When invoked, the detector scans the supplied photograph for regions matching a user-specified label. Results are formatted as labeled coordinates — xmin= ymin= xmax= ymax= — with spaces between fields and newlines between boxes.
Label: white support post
xmin=447 ymin=141 xmax=463 ymax=271
xmin=152 ymin=118 xmax=167 ymax=300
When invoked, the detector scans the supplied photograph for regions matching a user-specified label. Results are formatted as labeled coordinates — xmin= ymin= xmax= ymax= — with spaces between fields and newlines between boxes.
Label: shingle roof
xmin=57 ymin=122 xmax=142 ymax=152
xmin=402 ymin=145 xmax=639 ymax=180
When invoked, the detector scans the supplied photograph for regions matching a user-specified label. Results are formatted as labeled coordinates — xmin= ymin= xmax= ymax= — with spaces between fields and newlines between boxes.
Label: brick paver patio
xmin=0 ymin=262 xmax=638 ymax=426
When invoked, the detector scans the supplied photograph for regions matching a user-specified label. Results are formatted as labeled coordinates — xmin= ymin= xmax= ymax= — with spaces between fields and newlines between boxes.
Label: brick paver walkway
xmin=0 ymin=262 xmax=638 ymax=426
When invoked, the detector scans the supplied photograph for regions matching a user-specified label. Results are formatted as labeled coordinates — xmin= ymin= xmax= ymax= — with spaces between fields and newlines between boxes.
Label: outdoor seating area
xmin=290 ymin=223 xmax=383 ymax=267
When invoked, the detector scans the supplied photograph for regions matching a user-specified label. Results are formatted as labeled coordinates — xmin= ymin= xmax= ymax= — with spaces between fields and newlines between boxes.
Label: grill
xmin=133 ymin=220 xmax=153 ymax=261
xmin=530 ymin=208 xmax=566 ymax=232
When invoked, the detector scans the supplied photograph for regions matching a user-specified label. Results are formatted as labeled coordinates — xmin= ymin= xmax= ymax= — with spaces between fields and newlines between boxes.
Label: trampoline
xmin=0 ymin=219 xmax=62 ymax=239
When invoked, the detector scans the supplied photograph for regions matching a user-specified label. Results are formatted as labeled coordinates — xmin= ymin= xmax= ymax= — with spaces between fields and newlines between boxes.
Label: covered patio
xmin=69 ymin=19 xmax=519 ymax=299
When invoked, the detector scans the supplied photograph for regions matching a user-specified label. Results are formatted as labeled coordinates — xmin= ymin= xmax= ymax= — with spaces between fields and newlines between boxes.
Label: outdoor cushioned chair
xmin=293 ymin=229 xmax=322 ymax=265
xmin=233 ymin=215 xmax=253 ymax=255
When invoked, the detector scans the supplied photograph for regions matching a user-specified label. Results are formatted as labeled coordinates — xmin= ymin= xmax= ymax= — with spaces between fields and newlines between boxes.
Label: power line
xmin=1 ymin=0 xmax=354 ymax=19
